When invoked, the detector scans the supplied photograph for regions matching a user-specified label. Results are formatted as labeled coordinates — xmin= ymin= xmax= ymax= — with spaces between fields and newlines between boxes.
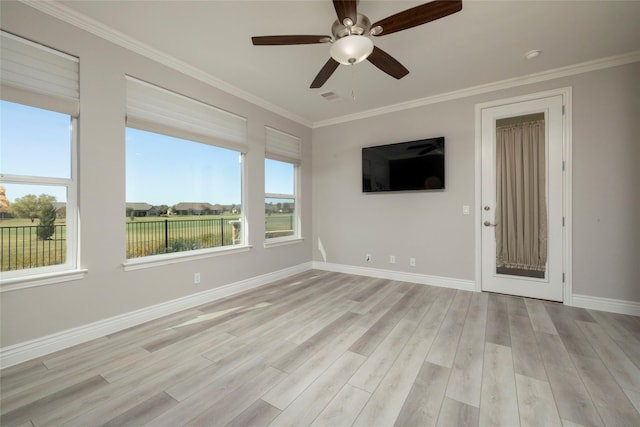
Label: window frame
xmin=1 ymin=32 xmax=83 ymax=289
xmin=264 ymin=155 xmax=302 ymax=246
xmin=123 ymin=77 xmax=250 ymax=268
xmin=0 ymin=106 xmax=81 ymax=286
xmin=264 ymin=126 xmax=303 ymax=248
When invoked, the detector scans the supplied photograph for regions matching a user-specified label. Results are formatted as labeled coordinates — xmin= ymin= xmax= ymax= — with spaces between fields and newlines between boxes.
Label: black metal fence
xmin=2 ymin=215 xmax=294 ymax=270
xmin=1 ymin=224 xmax=66 ymax=272
xmin=126 ymin=218 xmax=239 ymax=259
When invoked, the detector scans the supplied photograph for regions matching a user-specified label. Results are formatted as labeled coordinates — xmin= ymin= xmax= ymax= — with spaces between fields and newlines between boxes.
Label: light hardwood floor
xmin=2 ymin=270 xmax=640 ymax=426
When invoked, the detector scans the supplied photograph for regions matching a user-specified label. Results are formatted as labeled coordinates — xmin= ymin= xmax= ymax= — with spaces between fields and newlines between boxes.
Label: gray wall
xmin=0 ymin=2 xmax=313 ymax=347
xmin=2 ymin=2 xmax=639 ymax=349
xmin=312 ymin=62 xmax=640 ymax=303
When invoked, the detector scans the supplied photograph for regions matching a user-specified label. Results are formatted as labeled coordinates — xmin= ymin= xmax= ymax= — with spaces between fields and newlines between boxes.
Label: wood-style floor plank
xmin=1 ymin=271 xmax=639 ymax=427
xmin=425 ymin=290 xmax=471 ymax=368
xmin=394 ymin=361 xmax=450 ymax=426
xmin=351 ymin=290 xmax=454 ymax=427
xmin=514 ymin=374 xmax=562 ymax=427
xmin=485 ymin=293 xmax=511 ymax=347
xmin=445 ymin=291 xmax=487 ymax=408
xmin=225 ymin=399 xmax=280 ymax=427
xmin=577 ymin=320 xmax=640 ymax=393
xmin=437 ymin=397 xmax=479 ymax=426
xmin=348 ymin=316 xmax=420 ymax=393
xmin=262 ymin=321 xmax=366 ymax=410
xmin=570 ymin=352 xmax=640 ymax=426
xmin=310 ymin=384 xmax=370 ymax=427
xmin=268 ymin=351 xmax=365 ymax=426
xmin=478 ymin=342 xmax=520 ymax=426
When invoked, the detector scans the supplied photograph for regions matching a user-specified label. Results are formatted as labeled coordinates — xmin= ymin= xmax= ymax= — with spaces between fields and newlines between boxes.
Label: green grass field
xmin=1 ymin=214 xmax=294 ymax=271
xmin=0 ymin=217 xmax=67 ymax=271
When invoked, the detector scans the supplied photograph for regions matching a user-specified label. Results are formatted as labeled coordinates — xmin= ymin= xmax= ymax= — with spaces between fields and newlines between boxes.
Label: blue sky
xmin=1 ymin=100 xmax=294 ymax=207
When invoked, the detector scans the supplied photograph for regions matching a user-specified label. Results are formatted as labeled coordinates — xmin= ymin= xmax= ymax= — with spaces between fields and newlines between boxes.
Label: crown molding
xmin=20 ymin=1 xmax=640 ymax=131
xmin=21 ymin=0 xmax=313 ymax=128
xmin=312 ymin=50 xmax=640 ymax=128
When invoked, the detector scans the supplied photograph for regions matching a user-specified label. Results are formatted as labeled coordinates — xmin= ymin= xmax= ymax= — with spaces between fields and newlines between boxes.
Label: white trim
xmin=312 ymin=261 xmax=476 ymax=292
xmin=122 ymin=245 xmax=252 ymax=271
xmin=314 ymin=51 xmax=640 ymax=128
xmin=1 ymin=269 xmax=88 ymax=293
xmin=474 ymin=87 xmax=572 ymax=302
xmin=264 ymin=237 xmax=304 ymax=249
xmin=21 ymin=0 xmax=312 ymax=128
xmin=570 ymin=294 xmax=640 ymax=317
xmin=0 ymin=261 xmax=312 ymax=368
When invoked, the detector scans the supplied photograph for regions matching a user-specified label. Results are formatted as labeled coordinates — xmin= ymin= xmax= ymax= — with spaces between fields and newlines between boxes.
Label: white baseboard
xmin=311 ymin=261 xmax=476 ymax=292
xmin=0 ymin=262 xmax=312 ymax=369
xmin=569 ymin=294 xmax=640 ymax=316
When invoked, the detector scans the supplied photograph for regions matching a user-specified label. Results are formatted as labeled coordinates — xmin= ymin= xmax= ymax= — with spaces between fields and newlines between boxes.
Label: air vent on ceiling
xmin=319 ymin=91 xmax=342 ymax=103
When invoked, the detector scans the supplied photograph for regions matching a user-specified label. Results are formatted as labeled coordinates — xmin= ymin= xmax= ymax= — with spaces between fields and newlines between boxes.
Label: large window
xmin=0 ymin=32 xmax=79 ymax=280
xmin=125 ymin=77 xmax=247 ymax=261
xmin=264 ymin=127 xmax=301 ymax=242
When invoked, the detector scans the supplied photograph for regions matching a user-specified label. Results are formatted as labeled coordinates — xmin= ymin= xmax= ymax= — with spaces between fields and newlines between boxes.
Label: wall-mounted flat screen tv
xmin=362 ymin=137 xmax=445 ymax=192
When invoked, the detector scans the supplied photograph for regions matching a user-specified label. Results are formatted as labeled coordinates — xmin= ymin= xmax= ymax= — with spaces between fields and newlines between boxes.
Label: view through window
xmin=125 ymin=128 xmax=243 ymax=259
xmin=1 ymin=100 xmax=75 ymax=274
xmin=265 ymin=158 xmax=297 ymax=240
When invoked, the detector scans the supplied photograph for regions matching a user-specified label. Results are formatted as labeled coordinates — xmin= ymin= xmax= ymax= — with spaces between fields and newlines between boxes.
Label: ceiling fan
xmin=251 ymin=0 xmax=463 ymax=89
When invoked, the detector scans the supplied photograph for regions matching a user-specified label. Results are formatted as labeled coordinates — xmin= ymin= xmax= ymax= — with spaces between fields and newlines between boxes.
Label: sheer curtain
xmin=495 ymin=119 xmax=547 ymax=273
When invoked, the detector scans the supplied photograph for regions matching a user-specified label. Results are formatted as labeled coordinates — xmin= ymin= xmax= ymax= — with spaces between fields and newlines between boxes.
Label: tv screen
xmin=362 ymin=137 xmax=445 ymax=192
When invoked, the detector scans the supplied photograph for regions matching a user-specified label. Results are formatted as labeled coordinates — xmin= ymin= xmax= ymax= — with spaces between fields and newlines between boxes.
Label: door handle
xmin=484 ymin=221 xmax=497 ymax=227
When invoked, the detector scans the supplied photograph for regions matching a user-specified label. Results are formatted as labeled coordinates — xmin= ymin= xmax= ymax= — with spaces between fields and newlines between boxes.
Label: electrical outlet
xmin=390 ymin=255 xmax=396 ymax=264
xmin=194 ymin=272 xmax=201 ymax=284
xmin=366 ymin=254 xmax=372 ymax=262
xmin=409 ymin=258 xmax=416 ymax=267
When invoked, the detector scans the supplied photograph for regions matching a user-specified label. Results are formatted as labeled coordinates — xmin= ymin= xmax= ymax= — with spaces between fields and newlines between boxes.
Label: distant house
xmin=126 ymin=202 xmax=153 ymax=217
xmin=172 ymin=202 xmax=223 ymax=216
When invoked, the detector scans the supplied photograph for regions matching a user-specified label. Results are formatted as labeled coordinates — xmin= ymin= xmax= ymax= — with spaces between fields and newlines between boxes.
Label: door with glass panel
xmin=481 ymin=95 xmax=564 ymax=301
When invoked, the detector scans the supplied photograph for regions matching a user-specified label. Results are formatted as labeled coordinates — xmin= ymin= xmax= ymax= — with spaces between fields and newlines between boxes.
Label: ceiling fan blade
xmin=372 ymin=0 xmax=462 ymax=36
xmin=251 ymin=35 xmax=331 ymax=45
xmin=367 ymin=46 xmax=409 ymax=80
xmin=310 ymin=58 xmax=340 ymax=88
xmin=333 ymin=0 xmax=358 ymax=26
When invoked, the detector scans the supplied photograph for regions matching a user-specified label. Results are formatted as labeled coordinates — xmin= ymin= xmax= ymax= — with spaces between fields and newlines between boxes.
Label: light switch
xmin=463 ymin=205 xmax=470 ymax=215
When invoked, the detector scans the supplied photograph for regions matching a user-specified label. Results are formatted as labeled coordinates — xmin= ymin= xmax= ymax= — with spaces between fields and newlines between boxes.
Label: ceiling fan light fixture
xmin=330 ymin=35 xmax=374 ymax=65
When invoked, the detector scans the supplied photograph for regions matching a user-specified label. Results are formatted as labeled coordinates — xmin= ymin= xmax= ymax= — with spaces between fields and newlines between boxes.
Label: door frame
xmin=474 ymin=87 xmax=573 ymax=304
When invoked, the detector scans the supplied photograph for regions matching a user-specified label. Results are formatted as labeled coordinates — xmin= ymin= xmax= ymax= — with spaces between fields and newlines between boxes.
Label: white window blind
xmin=265 ymin=126 xmax=302 ymax=164
xmin=126 ymin=76 xmax=248 ymax=152
xmin=0 ymin=31 xmax=79 ymax=116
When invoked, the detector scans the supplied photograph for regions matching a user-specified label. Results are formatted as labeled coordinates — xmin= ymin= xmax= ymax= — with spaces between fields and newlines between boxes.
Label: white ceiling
xmin=51 ymin=0 xmax=640 ymax=126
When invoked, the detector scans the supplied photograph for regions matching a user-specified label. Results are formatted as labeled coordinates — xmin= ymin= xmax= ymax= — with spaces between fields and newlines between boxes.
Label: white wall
xmin=312 ymin=62 xmax=640 ymax=304
xmin=0 ymin=2 xmax=313 ymax=347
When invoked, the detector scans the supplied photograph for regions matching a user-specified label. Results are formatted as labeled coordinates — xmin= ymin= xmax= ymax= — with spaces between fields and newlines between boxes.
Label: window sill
xmin=122 ymin=245 xmax=252 ymax=271
xmin=1 ymin=269 xmax=88 ymax=293
xmin=264 ymin=237 xmax=304 ymax=248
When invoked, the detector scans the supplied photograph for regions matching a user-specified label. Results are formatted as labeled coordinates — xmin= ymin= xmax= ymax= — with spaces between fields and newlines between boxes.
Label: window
xmin=0 ymin=32 xmax=79 ymax=280
xmin=264 ymin=127 xmax=301 ymax=242
xmin=125 ymin=77 xmax=247 ymax=261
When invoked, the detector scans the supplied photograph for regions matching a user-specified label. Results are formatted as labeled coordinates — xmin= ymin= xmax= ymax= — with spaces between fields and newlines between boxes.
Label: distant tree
xmin=36 ymin=203 xmax=57 ymax=240
xmin=155 ymin=205 xmax=169 ymax=216
xmin=0 ymin=186 xmax=10 ymax=218
xmin=11 ymin=194 xmax=56 ymax=223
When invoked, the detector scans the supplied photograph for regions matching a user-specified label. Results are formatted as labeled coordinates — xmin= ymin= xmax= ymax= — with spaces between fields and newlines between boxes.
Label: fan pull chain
xmin=351 ymin=64 xmax=356 ymax=101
